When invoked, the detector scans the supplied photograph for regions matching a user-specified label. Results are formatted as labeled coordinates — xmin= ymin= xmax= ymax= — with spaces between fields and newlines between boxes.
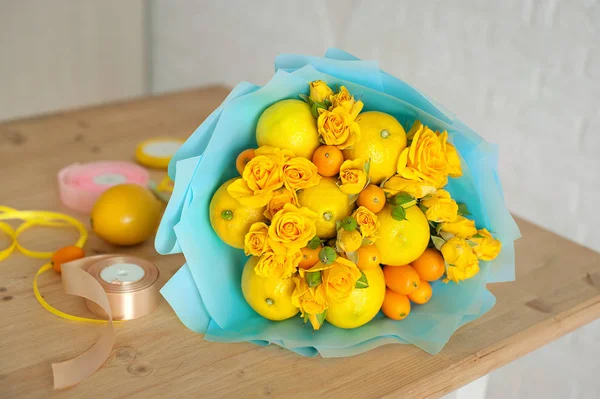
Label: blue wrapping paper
xmin=156 ymin=49 xmax=520 ymax=356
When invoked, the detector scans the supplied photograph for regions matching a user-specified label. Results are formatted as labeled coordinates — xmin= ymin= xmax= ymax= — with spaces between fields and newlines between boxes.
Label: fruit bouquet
xmin=156 ymin=49 xmax=520 ymax=356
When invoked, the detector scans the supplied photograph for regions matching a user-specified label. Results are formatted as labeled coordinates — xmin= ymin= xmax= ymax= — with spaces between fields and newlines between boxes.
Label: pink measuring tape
xmin=58 ymin=161 xmax=150 ymax=213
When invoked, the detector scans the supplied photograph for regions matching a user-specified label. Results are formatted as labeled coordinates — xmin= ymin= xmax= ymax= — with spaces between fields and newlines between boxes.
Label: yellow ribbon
xmin=0 ymin=206 xmax=116 ymax=323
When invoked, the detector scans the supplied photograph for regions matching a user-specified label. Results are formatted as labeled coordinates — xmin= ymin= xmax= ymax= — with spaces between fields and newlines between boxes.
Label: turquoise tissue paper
xmin=155 ymin=49 xmax=521 ymax=356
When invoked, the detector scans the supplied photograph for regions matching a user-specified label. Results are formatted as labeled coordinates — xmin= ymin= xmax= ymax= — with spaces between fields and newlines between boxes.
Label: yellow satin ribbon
xmin=0 ymin=206 xmax=117 ymax=323
xmin=156 ymin=175 xmax=174 ymax=193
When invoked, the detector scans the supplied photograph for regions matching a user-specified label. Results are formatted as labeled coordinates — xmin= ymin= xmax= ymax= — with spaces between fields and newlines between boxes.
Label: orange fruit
xmin=356 ymin=245 xmax=381 ymax=270
xmin=381 ymin=289 xmax=411 ymax=320
xmin=51 ymin=245 xmax=86 ymax=273
xmin=383 ymin=264 xmax=421 ymax=295
xmin=298 ymin=246 xmax=321 ymax=269
xmin=408 ymin=280 xmax=432 ymax=304
xmin=411 ymin=248 xmax=446 ymax=281
xmin=357 ymin=185 xmax=386 ymax=213
xmin=312 ymin=145 xmax=344 ymax=177
xmin=236 ymin=149 xmax=256 ymax=175
xmin=91 ymin=184 xmax=163 ymax=246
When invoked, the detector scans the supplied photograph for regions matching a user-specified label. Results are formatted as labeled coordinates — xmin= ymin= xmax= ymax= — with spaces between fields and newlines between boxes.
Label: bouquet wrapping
xmin=155 ymin=49 xmax=520 ymax=356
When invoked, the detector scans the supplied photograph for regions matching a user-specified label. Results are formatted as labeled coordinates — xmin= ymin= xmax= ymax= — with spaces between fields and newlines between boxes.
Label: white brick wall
xmin=150 ymin=1 xmax=600 ymax=397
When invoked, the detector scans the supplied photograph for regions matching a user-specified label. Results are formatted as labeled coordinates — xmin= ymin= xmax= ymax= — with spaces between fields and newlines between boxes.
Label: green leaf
xmin=364 ymin=158 xmax=372 ymax=177
xmin=324 ymin=98 xmax=332 ymax=107
xmin=348 ymin=193 xmax=360 ymax=205
xmin=303 ymin=313 xmax=310 ymax=323
xmin=391 ymin=205 xmax=407 ymax=221
xmin=361 ymin=237 xmax=373 ymax=246
xmin=315 ymin=311 xmax=326 ymax=326
xmin=391 ymin=192 xmax=416 ymax=208
xmin=419 ymin=203 xmax=429 ymax=214
xmin=431 ymin=236 xmax=446 ymax=251
xmin=355 ymin=270 xmax=369 ymax=289
xmin=310 ymin=103 xmax=320 ymax=118
xmin=307 ymin=235 xmax=321 ymax=250
xmin=457 ymin=203 xmax=470 ymax=216
xmin=306 ymin=271 xmax=322 ymax=288
xmin=299 ymin=93 xmax=310 ymax=103
xmin=472 ymin=232 xmax=484 ymax=239
xmin=436 ymin=223 xmax=444 ymax=234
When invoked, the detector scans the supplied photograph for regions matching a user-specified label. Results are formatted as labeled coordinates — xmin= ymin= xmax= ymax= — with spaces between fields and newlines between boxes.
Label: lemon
xmin=375 ymin=204 xmax=430 ymax=265
xmin=241 ymin=256 xmax=299 ymax=321
xmin=209 ymin=178 xmax=266 ymax=249
xmin=256 ymin=99 xmax=320 ymax=159
xmin=343 ymin=111 xmax=407 ymax=184
xmin=337 ymin=229 xmax=362 ymax=253
xmin=297 ymin=177 xmax=354 ymax=238
xmin=91 ymin=184 xmax=162 ymax=246
xmin=326 ymin=266 xmax=386 ymax=329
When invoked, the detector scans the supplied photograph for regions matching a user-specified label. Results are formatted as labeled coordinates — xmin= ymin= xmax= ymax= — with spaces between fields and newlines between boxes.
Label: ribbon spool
xmin=58 ymin=161 xmax=150 ymax=213
xmin=53 ymin=255 xmax=160 ymax=389
xmin=135 ymin=138 xmax=183 ymax=169
xmin=84 ymin=256 xmax=160 ymax=320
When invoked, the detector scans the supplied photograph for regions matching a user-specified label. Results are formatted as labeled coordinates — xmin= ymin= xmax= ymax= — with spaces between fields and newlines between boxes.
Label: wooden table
xmin=1 ymin=87 xmax=599 ymax=399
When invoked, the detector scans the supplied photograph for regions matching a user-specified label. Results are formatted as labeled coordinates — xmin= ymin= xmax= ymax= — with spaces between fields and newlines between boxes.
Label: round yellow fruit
xmin=256 ymin=99 xmax=320 ymax=159
xmin=241 ymin=256 xmax=299 ymax=321
xmin=375 ymin=204 xmax=430 ymax=265
xmin=343 ymin=111 xmax=407 ymax=184
xmin=209 ymin=178 xmax=266 ymax=249
xmin=91 ymin=184 xmax=162 ymax=246
xmin=326 ymin=266 xmax=386 ymax=329
xmin=297 ymin=177 xmax=354 ymax=238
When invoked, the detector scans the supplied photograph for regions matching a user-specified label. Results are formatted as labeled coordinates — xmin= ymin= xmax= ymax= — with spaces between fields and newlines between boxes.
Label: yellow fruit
xmin=256 ymin=99 xmax=320 ymax=159
xmin=297 ymin=177 xmax=354 ymax=238
xmin=241 ymin=256 xmax=299 ymax=321
xmin=337 ymin=229 xmax=362 ymax=253
xmin=209 ymin=178 xmax=266 ymax=249
xmin=91 ymin=184 xmax=162 ymax=246
xmin=375 ymin=204 xmax=430 ymax=265
xmin=343 ymin=111 xmax=407 ymax=184
xmin=326 ymin=266 xmax=386 ymax=329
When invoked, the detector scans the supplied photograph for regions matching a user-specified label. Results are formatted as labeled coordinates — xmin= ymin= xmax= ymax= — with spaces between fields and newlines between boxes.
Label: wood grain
xmin=1 ymin=87 xmax=599 ymax=399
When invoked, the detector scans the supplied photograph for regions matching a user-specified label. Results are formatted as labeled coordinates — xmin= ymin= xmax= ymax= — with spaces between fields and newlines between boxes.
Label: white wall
xmin=150 ymin=1 xmax=600 ymax=398
xmin=0 ymin=0 xmax=148 ymax=122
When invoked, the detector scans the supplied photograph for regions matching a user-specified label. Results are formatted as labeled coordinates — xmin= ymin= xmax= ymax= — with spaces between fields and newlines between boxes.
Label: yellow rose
xmin=440 ymin=215 xmax=477 ymax=239
xmin=264 ymin=188 xmax=297 ymax=220
xmin=352 ymin=206 xmax=379 ymax=239
xmin=469 ymin=228 xmax=502 ymax=261
xmin=339 ymin=159 xmax=367 ymax=195
xmin=382 ymin=175 xmax=437 ymax=199
xmin=445 ymin=142 xmax=462 ymax=178
xmin=330 ymin=86 xmax=363 ymax=119
xmin=254 ymin=250 xmax=301 ymax=279
xmin=309 ymin=80 xmax=334 ymax=103
xmin=317 ymin=107 xmax=361 ymax=150
xmin=244 ymin=222 xmax=270 ymax=256
xmin=421 ymin=189 xmax=458 ymax=222
xmin=397 ymin=121 xmax=450 ymax=188
xmin=322 ymin=257 xmax=362 ymax=303
xmin=441 ymin=237 xmax=479 ymax=283
xmin=228 ymin=154 xmax=284 ymax=208
xmin=282 ymin=157 xmax=321 ymax=192
xmin=291 ymin=276 xmax=329 ymax=316
xmin=268 ymin=203 xmax=318 ymax=251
